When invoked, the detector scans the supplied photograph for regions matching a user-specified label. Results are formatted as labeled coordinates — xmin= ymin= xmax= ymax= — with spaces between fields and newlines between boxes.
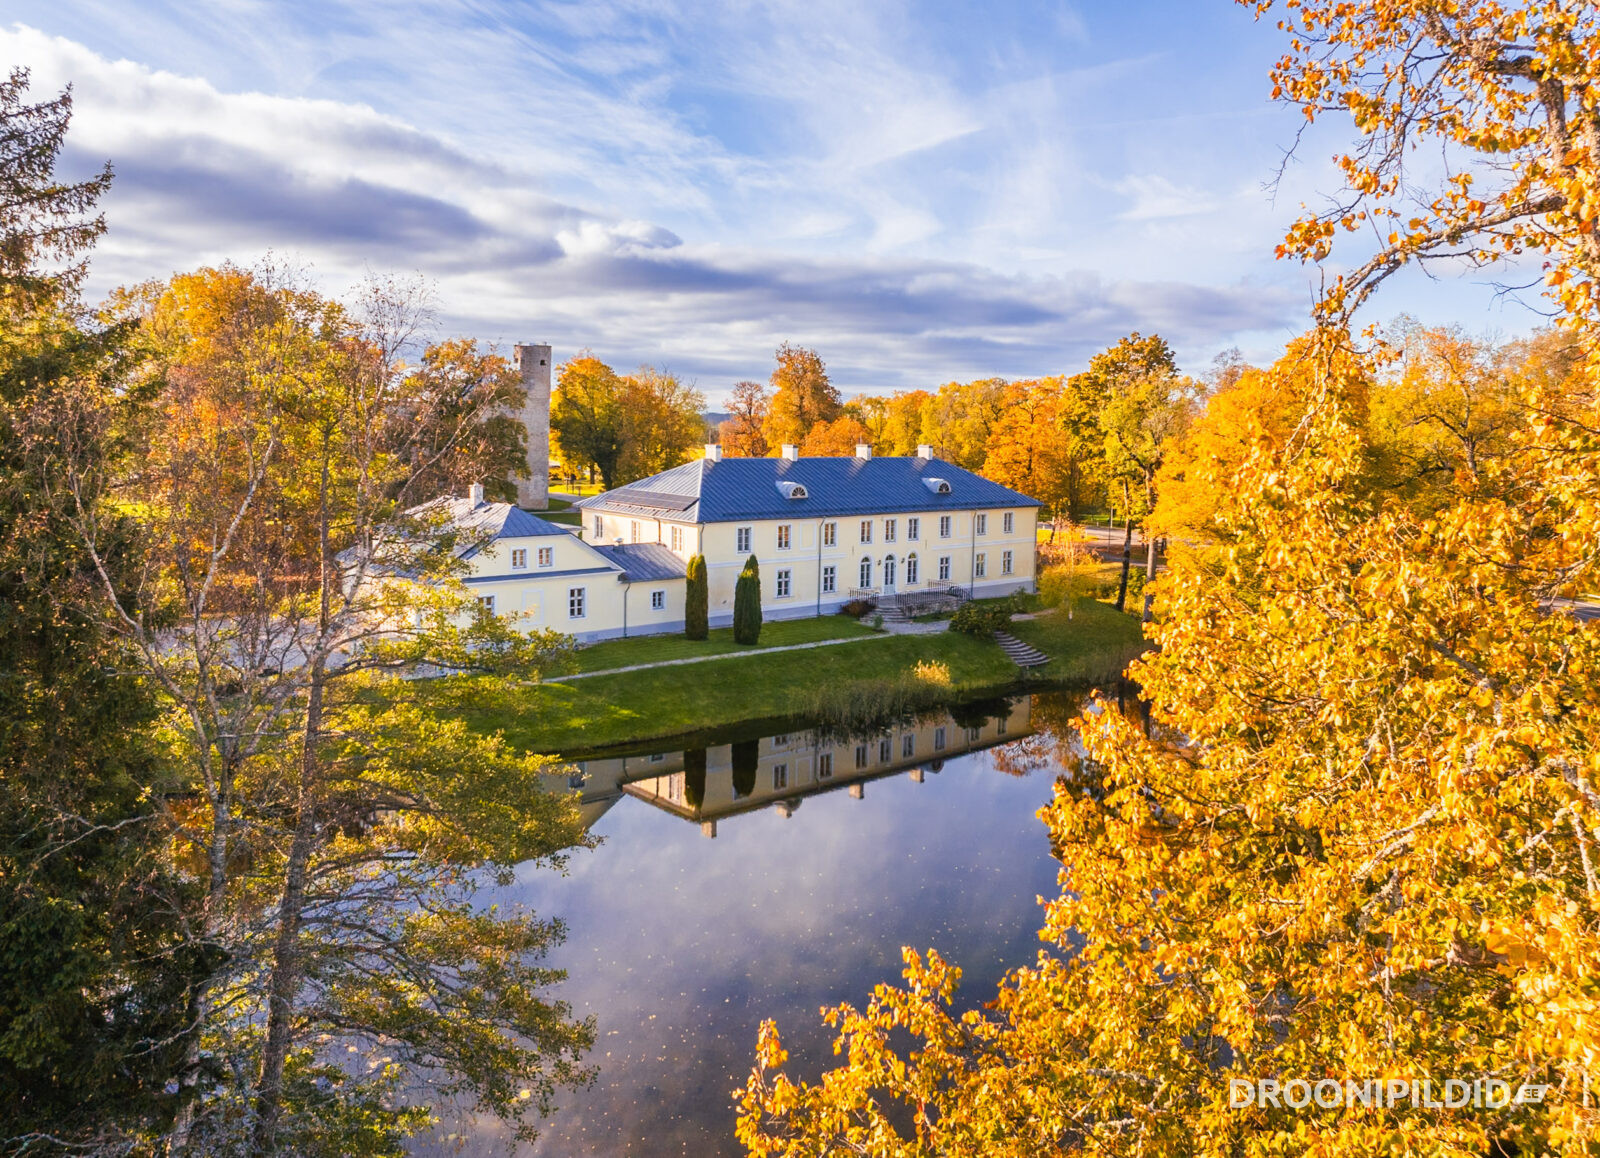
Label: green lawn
xmin=569 ymin=615 xmax=876 ymax=673
xmin=429 ymin=630 xmax=1019 ymax=754
xmin=1007 ymin=599 xmax=1150 ymax=683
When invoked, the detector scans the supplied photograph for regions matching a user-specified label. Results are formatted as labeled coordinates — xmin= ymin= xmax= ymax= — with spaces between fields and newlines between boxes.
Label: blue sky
xmin=6 ymin=2 xmax=1542 ymax=401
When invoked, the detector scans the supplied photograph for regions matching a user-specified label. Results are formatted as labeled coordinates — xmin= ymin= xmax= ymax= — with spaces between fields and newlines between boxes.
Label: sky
xmin=4 ymin=2 xmax=1548 ymax=403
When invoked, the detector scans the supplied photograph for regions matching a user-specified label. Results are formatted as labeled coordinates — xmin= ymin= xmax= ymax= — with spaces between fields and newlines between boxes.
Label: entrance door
xmin=882 ymin=554 xmax=897 ymax=592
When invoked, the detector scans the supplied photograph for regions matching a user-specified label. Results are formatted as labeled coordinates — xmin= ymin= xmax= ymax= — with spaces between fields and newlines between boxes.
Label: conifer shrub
xmin=730 ymin=740 xmax=759 ymax=798
xmin=683 ymin=748 xmax=707 ymax=809
xmin=733 ymin=554 xmax=762 ymax=645
xmin=685 ymin=554 xmax=708 ymax=640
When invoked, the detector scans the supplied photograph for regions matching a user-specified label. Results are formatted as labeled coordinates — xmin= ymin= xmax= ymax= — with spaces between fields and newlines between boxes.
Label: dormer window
xmin=777 ymin=480 xmax=808 ymax=500
xmin=922 ymin=478 xmax=952 ymax=495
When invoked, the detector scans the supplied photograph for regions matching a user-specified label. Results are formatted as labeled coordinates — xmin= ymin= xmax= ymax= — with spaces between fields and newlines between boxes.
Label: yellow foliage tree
xmin=738 ymin=5 xmax=1600 ymax=1155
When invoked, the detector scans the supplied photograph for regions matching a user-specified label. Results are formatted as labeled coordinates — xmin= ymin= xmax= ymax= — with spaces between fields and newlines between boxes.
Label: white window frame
xmin=477 ymin=594 xmax=495 ymax=613
xmin=775 ymin=568 xmax=792 ymax=598
xmin=822 ymin=565 xmax=836 ymax=594
xmin=878 ymin=737 xmax=892 ymax=762
xmin=818 ymin=752 xmax=833 ymax=779
xmin=511 ymin=548 xmax=528 ymax=569
xmin=537 ymin=545 xmax=553 ymax=567
xmin=777 ymin=524 xmax=791 ymax=550
xmin=902 ymin=734 xmax=915 ymax=758
xmin=1003 ymin=511 xmax=1014 ymax=534
xmin=651 ymin=589 xmax=666 ymax=610
xmin=975 ymin=552 xmax=987 ymax=579
xmin=670 ymin=525 xmax=683 ymax=551
xmin=568 ymin=587 xmax=586 ymax=619
xmin=907 ymin=517 xmax=919 ymax=540
xmin=976 ymin=513 xmax=988 ymax=536
xmin=854 ymin=743 xmax=869 ymax=769
xmin=859 ymin=557 xmax=872 ymax=588
xmin=905 ymin=554 xmax=918 ymax=585
xmin=630 ymin=520 xmax=640 ymax=543
xmin=737 ymin=526 xmax=752 ymax=554
xmin=938 ymin=555 xmax=951 ymax=582
xmin=934 ymin=726 xmax=947 ymax=751
xmin=592 ymin=516 xmax=603 ymax=538
xmin=773 ymin=763 xmax=788 ymax=790
xmin=939 ymin=515 xmax=952 ymax=538
xmin=823 ymin=521 xmax=837 ymax=546
xmin=884 ymin=518 xmax=897 ymax=543
xmin=1002 ymin=549 xmax=1013 ymax=575
xmin=859 ymin=519 xmax=873 ymax=544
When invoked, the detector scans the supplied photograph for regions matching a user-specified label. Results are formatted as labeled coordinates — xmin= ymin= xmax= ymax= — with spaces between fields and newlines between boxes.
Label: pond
xmin=418 ymin=690 xmax=1091 ymax=1156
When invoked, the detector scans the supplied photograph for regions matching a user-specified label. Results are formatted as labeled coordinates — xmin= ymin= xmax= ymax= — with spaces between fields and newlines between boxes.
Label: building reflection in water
xmin=549 ymin=697 xmax=1035 ymax=837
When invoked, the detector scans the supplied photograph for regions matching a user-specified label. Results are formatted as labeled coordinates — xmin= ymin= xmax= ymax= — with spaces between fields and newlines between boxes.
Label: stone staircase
xmin=993 ymin=629 xmax=1050 ymax=668
xmin=875 ymin=587 xmax=969 ymax=623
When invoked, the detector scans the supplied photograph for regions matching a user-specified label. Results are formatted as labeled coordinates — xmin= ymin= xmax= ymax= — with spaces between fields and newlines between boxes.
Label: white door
xmin=882 ymin=554 xmax=897 ymax=591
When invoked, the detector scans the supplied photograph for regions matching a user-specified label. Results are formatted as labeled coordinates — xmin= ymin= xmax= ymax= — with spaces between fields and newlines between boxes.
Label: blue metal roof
xmin=589 ymin=543 xmax=688 ymax=582
xmin=574 ymin=456 xmax=1040 ymax=523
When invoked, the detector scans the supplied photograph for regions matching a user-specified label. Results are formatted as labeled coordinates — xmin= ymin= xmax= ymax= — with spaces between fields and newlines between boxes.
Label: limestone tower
xmin=513 ymin=342 xmax=552 ymax=508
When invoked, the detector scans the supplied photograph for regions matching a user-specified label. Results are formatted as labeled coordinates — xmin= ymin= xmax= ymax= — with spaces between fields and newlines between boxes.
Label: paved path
xmin=556 ymin=631 xmax=902 ymax=681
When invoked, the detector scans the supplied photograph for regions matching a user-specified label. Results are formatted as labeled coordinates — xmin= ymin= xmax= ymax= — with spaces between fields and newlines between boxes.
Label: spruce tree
xmin=733 ymin=553 xmax=762 ymax=645
xmin=685 ymin=553 xmax=708 ymax=640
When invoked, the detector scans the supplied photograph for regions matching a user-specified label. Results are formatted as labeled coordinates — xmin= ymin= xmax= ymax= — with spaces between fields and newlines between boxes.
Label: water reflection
xmin=417 ymin=692 xmax=1085 ymax=1158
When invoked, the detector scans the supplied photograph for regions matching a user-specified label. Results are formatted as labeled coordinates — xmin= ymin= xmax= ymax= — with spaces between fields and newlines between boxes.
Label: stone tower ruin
xmin=513 ymin=342 xmax=552 ymax=508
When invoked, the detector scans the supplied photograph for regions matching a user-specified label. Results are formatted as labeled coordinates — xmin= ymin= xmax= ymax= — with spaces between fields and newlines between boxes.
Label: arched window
xmin=859 ymin=556 xmax=872 ymax=589
xmin=905 ymin=553 xmax=918 ymax=585
xmin=883 ymin=554 xmax=897 ymax=588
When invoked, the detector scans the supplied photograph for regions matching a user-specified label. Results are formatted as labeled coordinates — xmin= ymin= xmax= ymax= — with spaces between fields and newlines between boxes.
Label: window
xmin=537 ymin=546 xmax=553 ymax=567
xmin=859 ymin=520 xmax=873 ymax=544
xmin=772 ymin=734 xmax=790 ymax=746
xmin=568 ymin=587 xmax=586 ymax=618
xmin=902 ymin=734 xmax=915 ymax=758
xmin=666 ymin=773 xmax=683 ymax=802
xmin=878 ymin=737 xmax=892 ymax=762
xmin=772 ymin=764 xmax=788 ymax=790
xmin=1002 ymin=550 xmax=1013 ymax=575
xmin=1003 ymin=511 xmax=1014 ymax=534
xmin=651 ymin=590 xmax=665 ymax=610
xmin=939 ymin=515 xmax=952 ymax=538
xmin=934 ymin=726 xmax=947 ymax=751
xmin=975 ymin=552 xmax=987 ymax=578
xmin=905 ymin=554 xmax=918 ymax=585
xmin=854 ymin=743 xmax=869 ymax=769
xmin=859 ymin=557 xmax=872 ymax=588
xmin=630 ymin=520 xmax=640 ymax=543
xmin=592 ymin=516 xmax=604 ymax=538
xmin=966 ymin=726 xmax=981 ymax=743
xmin=907 ymin=517 xmax=919 ymax=540
xmin=776 ymin=569 xmax=792 ymax=598
xmin=511 ymin=548 xmax=528 ymax=569
xmin=818 ymin=752 xmax=833 ymax=779
xmin=822 ymin=565 xmax=836 ymax=594
xmin=477 ymin=594 xmax=496 ymax=613
xmin=650 ymin=752 xmax=666 ymax=763
xmin=670 ymin=525 xmax=683 ymax=551
xmin=777 ymin=524 xmax=791 ymax=550
xmin=823 ymin=521 xmax=837 ymax=546
xmin=938 ymin=556 xmax=951 ymax=582
xmin=976 ymin=513 xmax=988 ymax=536
xmin=997 ymin=716 xmax=1008 ymax=735
xmin=737 ymin=526 xmax=752 ymax=553
xmin=884 ymin=518 xmax=897 ymax=542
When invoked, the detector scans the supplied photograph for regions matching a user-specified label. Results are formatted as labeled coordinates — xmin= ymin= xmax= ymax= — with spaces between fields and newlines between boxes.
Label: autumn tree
xmin=980 ymin=377 xmax=1076 ymax=528
xmin=740 ymin=6 xmax=1600 ymax=1156
xmin=550 ymin=353 xmax=625 ymax=488
xmin=616 ymin=365 xmax=706 ymax=483
xmin=762 ymin=342 xmax=840 ymax=449
xmin=798 ymin=414 xmax=875 ymax=457
xmin=398 ymin=336 xmax=529 ymax=503
xmin=922 ymin=377 xmax=1006 ymax=469
xmin=77 ymin=264 xmax=592 ymax=1154
xmin=882 ymin=389 xmax=933 ymax=455
xmin=719 ymin=378 xmax=770 ymax=457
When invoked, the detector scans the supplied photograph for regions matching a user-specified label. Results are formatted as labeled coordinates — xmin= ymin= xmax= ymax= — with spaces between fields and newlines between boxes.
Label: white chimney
xmin=780 ymin=444 xmax=799 ymax=461
xmin=854 ymin=444 xmax=872 ymax=460
xmin=704 ymin=443 xmax=723 ymax=461
xmin=468 ymin=482 xmax=485 ymax=506
xmin=916 ymin=444 xmax=934 ymax=460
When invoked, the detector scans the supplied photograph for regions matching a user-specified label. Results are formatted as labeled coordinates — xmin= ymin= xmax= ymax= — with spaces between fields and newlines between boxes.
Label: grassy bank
xmin=424 ymin=599 xmax=1148 ymax=755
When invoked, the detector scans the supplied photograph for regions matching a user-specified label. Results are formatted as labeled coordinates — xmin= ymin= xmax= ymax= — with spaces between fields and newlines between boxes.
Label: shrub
xmin=870 ymin=613 xmax=884 ymax=631
xmin=685 ymin=554 xmax=708 ymax=640
xmin=730 ymin=739 xmax=758 ymax=798
xmin=683 ymin=748 xmax=707 ymax=809
xmin=838 ymin=598 xmax=875 ymax=619
xmin=949 ymin=600 xmax=1013 ymax=636
xmin=733 ymin=554 xmax=763 ymax=645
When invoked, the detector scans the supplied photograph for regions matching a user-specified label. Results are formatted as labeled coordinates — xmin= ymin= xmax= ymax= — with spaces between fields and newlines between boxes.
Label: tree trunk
xmin=1142 ymin=524 xmax=1158 ymax=623
xmin=1115 ymin=520 xmax=1133 ymax=613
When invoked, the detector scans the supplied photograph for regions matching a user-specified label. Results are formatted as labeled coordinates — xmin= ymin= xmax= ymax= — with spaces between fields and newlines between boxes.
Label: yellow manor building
xmin=423 ymin=442 xmax=1040 ymax=642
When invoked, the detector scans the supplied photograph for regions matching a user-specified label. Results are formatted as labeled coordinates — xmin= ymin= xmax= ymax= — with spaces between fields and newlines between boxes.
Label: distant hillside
xmin=704 ymin=411 xmax=730 ymax=438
